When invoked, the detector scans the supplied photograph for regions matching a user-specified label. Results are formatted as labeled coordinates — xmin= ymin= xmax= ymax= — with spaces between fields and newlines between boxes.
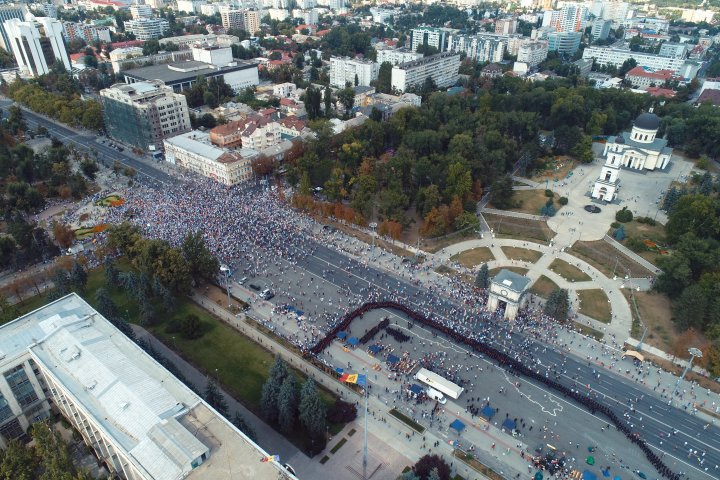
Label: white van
xmin=426 ymin=387 xmax=447 ymax=404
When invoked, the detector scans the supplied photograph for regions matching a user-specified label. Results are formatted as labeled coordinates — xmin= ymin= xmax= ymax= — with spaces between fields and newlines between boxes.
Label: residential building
xmin=124 ymin=17 xmax=169 ymax=40
xmin=447 ymin=33 xmax=506 ymax=63
xmin=574 ymin=58 xmax=593 ymax=77
xmin=329 ymin=56 xmax=378 ymax=87
xmin=159 ymin=33 xmax=239 ymax=49
xmin=658 ymin=42 xmax=688 ymax=59
xmin=268 ymin=8 xmax=289 ymax=20
xmin=517 ymin=40 xmax=548 ymax=67
xmin=100 ymin=80 xmax=191 ymax=151
xmin=591 ymin=19 xmax=612 ymax=41
xmin=495 ymin=18 xmax=517 ymax=35
xmin=598 ymin=0 xmax=629 ymax=24
xmin=375 ymin=45 xmax=423 ymax=65
xmin=543 ymin=4 xmax=588 ymax=33
xmin=0 ymin=5 xmax=26 ymax=51
xmin=129 ymin=4 xmax=153 ymax=19
xmin=277 ymin=116 xmax=307 ymax=137
xmin=547 ymin=31 xmax=581 ymax=56
xmin=0 ymin=293 xmax=296 ymax=480
xmin=410 ymin=26 xmax=447 ymax=53
xmin=390 ymin=52 xmax=460 ymax=93
xmin=220 ymin=8 xmax=259 ymax=35
xmin=62 ymin=22 xmax=112 ymax=43
xmin=200 ymin=3 xmax=218 ymax=15
xmin=177 ymin=0 xmax=200 ymax=13
xmin=480 ymin=63 xmax=503 ymax=78
xmin=165 ymin=130 xmax=256 ymax=185
xmin=582 ymin=46 xmax=694 ymax=74
xmin=4 ymin=17 xmax=70 ymax=78
xmin=625 ymin=66 xmax=681 ymax=89
xmin=621 ymin=17 xmax=669 ymax=34
xmin=41 ymin=4 xmax=57 ymax=18
xmin=273 ymin=81 xmax=296 ymax=97
xmin=110 ymin=48 xmax=193 ymax=73
xmin=209 ymin=116 xmax=281 ymax=150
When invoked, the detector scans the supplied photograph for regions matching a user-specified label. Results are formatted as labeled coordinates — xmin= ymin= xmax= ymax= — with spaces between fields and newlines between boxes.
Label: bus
xmin=414 ymin=368 xmax=464 ymax=399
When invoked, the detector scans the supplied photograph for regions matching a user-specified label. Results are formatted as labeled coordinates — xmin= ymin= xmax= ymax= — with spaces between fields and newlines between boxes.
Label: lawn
xmin=94 ymin=194 xmax=124 ymax=207
xmin=490 ymin=190 xmax=560 ymax=215
xmin=612 ymin=220 xmax=667 ymax=267
xmin=548 ymin=258 xmax=591 ymax=282
xmin=529 ymin=275 xmax=558 ymax=298
xmin=483 ymin=213 xmax=553 ymax=245
xmin=568 ymin=240 xmax=655 ymax=278
xmin=573 ymin=322 xmax=605 ymax=341
xmin=621 ymin=289 xmax=675 ymax=352
xmin=488 ymin=266 xmax=529 ymax=277
xmin=500 ymin=246 xmax=543 ymax=263
xmin=453 ymin=450 xmax=504 ymax=480
xmin=389 ymin=408 xmax=425 ymax=433
xmin=530 ymin=156 xmax=577 ymax=182
xmin=73 ymin=224 xmax=108 ymax=239
xmin=577 ymin=289 xmax=612 ymax=324
xmin=450 ymin=247 xmax=494 ymax=268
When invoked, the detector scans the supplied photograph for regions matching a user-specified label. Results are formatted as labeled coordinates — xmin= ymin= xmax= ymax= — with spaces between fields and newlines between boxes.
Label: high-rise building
xmin=591 ymin=19 xmax=612 ymax=41
xmin=547 ymin=31 xmax=582 ymax=55
xmin=62 ymin=22 xmax=112 ymax=43
xmin=4 ymin=17 xmax=70 ymax=77
xmin=0 ymin=293 xmax=297 ymax=480
xmin=391 ymin=52 xmax=460 ymax=93
xmin=100 ymin=80 xmax=191 ymax=151
xmin=517 ymin=39 xmax=549 ymax=67
xmin=543 ymin=4 xmax=588 ymax=33
xmin=124 ymin=17 xmax=169 ymax=40
xmin=495 ymin=18 xmax=517 ymax=35
xmin=410 ymin=26 xmax=447 ymax=53
xmin=330 ymin=56 xmax=379 ymax=87
xmin=220 ymin=8 xmax=259 ymax=35
xmin=600 ymin=1 xmax=629 ymax=24
xmin=129 ymin=4 xmax=153 ymax=19
xmin=0 ymin=5 xmax=26 ymax=51
xmin=447 ymin=33 xmax=506 ymax=63
xmin=375 ymin=45 xmax=423 ymax=65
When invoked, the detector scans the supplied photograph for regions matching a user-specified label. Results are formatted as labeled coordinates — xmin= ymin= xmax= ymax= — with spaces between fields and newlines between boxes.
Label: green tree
xmin=31 ymin=422 xmax=75 ymax=480
xmin=180 ymin=314 xmax=202 ymax=339
xmin=69 ymin=261 xmax=87 ymax=292
xmin=413 ymin=454 xmax=450 ymax=480
xmin=544 ymin=288 xmax=570 ymax=321
xmin=665 ymin=195 xmax=720 ymax=243
xmin=204 ymin=379 xmax=229 ymax=417
xmin=298 ymin=379 xmax=327 ymax=439
xmin=445 ymin=162 xmax=472 ymax=200
xmin=232 ymin=412 xmax=257 ymax=442
xmin=672 ymin=284 xmax=708 ymax=330
xmin=475 ymin=264 xmax=490 ymax=289
xmin=277 ymin=376 xmax=298 ymax=433
xmin=0 ymin=294 xmax=19 ymax=325
xmin=376 ymin=61 xmax=392 ymax=93
xmin=260 ymin=356 xmax=289 ymax=423
xmin=323 ymin=86 xmax=333 ymax=115
xmin=79 ymin=159 xmax=99 ymax=179
xmin=337 ymin=87 xmax=356 ymax=117
xmin=94 ymin=287 xmax=117 ymax=318
xmin=490 ymin=175 xmax=514 ymax=209
xmin=0 ymin=439 xmax=33 ymax=480
xmin=181 ymin=231 xmax=220 ymax=284
xmin=304 ymin=85 xmax=322 ymax=120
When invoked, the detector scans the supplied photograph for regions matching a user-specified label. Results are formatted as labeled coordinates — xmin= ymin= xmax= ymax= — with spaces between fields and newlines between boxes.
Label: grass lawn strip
xmin=577 ymin=289 xmax=612 ymax=324
xmin=452 ymin=450 xmax=504 ymax=480
xmin=320 ymin=455 xmax=330 ymax=464
xmin=548 ymin=258 xmax=592 ymax=282
xmin=573 ymin=322 xmax=605 ymax=341
xmin=620 ymin=289 xmax=675 ymax=352
xmin=490 ymin=189 xmax=560 ymax=216
xmin=450 ymin=247 xmax=494 ymax=268
xmin=483 ymin=213 xmax=552 ymax=245
xmin=329 ymin=438 xmax=347 ymax=454
xmin=529 ymin=275 xmax=558 ymax=298
xmin=568 ymin=241 xmax=654 ymax=278
xmin=389 ymin=408 xmax=425 ymax=433
xmin=500 ymin=246 xmax=542 ymax=263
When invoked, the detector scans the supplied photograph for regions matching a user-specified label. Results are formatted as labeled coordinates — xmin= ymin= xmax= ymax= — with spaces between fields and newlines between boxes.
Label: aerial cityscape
xmin=0 ymin=0 xmax=718 ymax=478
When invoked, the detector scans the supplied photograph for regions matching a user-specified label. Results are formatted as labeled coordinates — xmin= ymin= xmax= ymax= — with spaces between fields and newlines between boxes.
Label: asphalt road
xmin=239 ymin=235 xmax=720 ymax=480
xmin=0 ymin=98 xmax=172 ymax=187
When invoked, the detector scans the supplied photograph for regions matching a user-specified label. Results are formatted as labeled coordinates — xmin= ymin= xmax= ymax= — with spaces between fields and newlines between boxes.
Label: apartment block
xmin=124 ymin=17 xmax=169 ymax=40
xmin=495 ymin=18 xmax=517 ymax=35
xmin=517 ymin=40 xmax=549 ymax=67
xmin=100 ymin=80 xmax=191 ymax=151
xmin=220 ymin=8 xmax=259 ymax=35
xmin=410 ymin=26 xmax=447 ymax=53
xmin=391 ymin=52 xmax=460 ymax=93
xmin=375 ymin=45 xmax=423 ymax=65
xmin=330 ymin=56 xmax=378 ymax=87
xmin=447 ymin=33 xmax=506 ymax=63
xmin=582 ymin=46 xmax=689 ymax=71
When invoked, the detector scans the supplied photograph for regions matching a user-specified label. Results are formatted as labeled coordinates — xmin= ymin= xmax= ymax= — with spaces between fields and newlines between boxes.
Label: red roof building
xmin=625 ymin=66 xmax=680 ymax=90
xmin=646 ymin=87 xmax=676 ymax=98
xmin=697 ymin=89 xmax=720 ymax=106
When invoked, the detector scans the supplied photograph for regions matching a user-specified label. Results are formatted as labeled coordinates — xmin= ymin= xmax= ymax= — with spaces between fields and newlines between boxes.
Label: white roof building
xmin=0 ymin=294 xmax=294 ymax=480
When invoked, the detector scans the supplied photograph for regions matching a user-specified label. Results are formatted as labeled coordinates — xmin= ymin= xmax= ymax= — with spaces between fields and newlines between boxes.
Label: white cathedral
xmin=591 ymin=112 xmax=673 ymax=202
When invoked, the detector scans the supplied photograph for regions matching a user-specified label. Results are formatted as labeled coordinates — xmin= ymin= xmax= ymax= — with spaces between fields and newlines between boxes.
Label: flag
xmin=339 ymin=373 xmax=367 ymax=386
xmin=261 ymin=455 xmax=280 ymax=463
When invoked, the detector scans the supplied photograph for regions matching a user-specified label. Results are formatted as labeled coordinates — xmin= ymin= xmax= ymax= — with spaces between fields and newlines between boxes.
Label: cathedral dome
xmin=634 ymin=112 xmax=660 ymax=131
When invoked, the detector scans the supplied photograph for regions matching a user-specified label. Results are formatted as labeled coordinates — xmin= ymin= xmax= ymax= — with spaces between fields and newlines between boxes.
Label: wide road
xmin=0 ymin=98 xmax=172 ymax=187
xmin=282 ymin=240 xmax=719 ymax=479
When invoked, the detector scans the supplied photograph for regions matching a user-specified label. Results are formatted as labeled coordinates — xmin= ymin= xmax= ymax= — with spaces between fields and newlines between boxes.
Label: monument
xmin=487 ymin=269 xmax=531 ymax=320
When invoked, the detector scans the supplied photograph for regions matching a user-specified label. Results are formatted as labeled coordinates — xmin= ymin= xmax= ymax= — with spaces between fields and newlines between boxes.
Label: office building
xmin=391 ymin=52 xmax=460 ymax=93
xmin=124 ymin=17 xmax=169 ymax=40
xmin=591 ymin=19 xmax=612 ymax=41
xmin=220 ymin=8 xmax=259 ymax=35
xmin=658 ymin=43 xmax=688 ymax=59
xmin=621 ymin=17 xmax=669 ymax=34
xmin=0 ymin=5 xmax=26 ymax=51
xmin=596 ymin=0 xmax=629 ymax=24
xmin=517 ymin=40 xmax=548 ymax=67
xmin=0 ymin=294 xmax=296 ymax=480
xmin=547 ymin=31 xmax=581 ymax=56
xmin=330 ymin=56 xmax=378 ymax=87
xmin=495 ymin=18 xmax=517 ymax=35
xmin=410 ymin=26 xmax=447 ymax=53
xmin=447 ymin=33 xmax=506 ymax=63
xmin=164 ymin=130 xmax=256 ymax=185
xmin=375 ymin=45 xmax=423 ymax=65
xmin=4 ymin=17 xmax=70 ymax=78
xmin=159 ymin=33 xmax=239 ymax=49
xmin=625 ymin=66 xmax=681 ymax=89
xmin=100 ymin=80 xmax=191 ymax=151
xmin=582 ymin=46 xmax=690 ymax=72
xmin=129 ymin=4 xmax=153 ymax=19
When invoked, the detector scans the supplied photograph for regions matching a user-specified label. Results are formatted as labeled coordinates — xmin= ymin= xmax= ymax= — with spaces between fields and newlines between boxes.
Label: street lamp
xmin=670 ymin=347 xmax=702 ymax=405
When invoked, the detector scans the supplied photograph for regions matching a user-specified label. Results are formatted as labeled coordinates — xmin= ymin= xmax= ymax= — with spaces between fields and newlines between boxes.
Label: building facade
xmin=129 ymin=4 xmax=153 ymax=19
xmin=591 ymin=19 xmax=612 ymax=41
xmin=517 ymin=40 xmax=548 ymax=67
xmin=329 ymin=56 xmax=378 ymax=87
xmin=100 ymin=80 xmax=191 ymax=151
xmin=410 ymin=26 xmax=447 ymax=53
xmin=495 ymin=18 xmax=517 ymax=35
xmin=164 ymin=130 xmax=255 ymax=185
xmin=375 ymin=46 xmax=423 ymax=66
xmin=4 ymin=17 xmax=70 ymax=77
xmin=0 ymin=294 xmax=295 ymax=480
xmin=220 ymin=8 xmax=259 ymax=35
xmin=447 ymin=33 xmax=506 ymax=63
xmin=62 ymin=22 xmax=112 ymax=44
xmin=159 ymin=33 xmax=239 ymax=49
xmin=547 ymin=31 xmax=581 ymax=56
xmin=124 ymin=17 xmax=169 ymax=40
xmin=0 ymin=5 xmax=26 ymax=51
xmin=625 ymin=66 xmax=680 ymax=89
xmin=582 ymin=46 xmax=689 ymax=71
xmin=391 ymin=52 xmax=460 ymax=93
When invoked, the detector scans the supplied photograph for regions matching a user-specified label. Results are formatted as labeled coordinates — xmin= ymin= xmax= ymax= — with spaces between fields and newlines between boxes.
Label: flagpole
xmin=363 ymin=377 xmax=368 ymax=480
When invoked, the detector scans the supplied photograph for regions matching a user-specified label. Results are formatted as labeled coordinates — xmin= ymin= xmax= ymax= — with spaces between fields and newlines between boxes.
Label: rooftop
xmin=395 ymin=52 xmax=460 ymax=69
xmin=3 ymin=294 xmax=291 ymax=480
xmin=124 ymin=59 xmax=257 ymax=84
xmin=166 ymin=130 xmax=256 ymax=163
xmin=492 ymin=269 xmax=531 ymax=293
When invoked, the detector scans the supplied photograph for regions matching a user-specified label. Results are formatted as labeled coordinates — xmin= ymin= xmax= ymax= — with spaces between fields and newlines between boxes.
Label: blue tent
xmin=480 ymin=405 xmax=496 ymax=420
xmin=450 ymin=419 xmax=466 ymax=432
xmin=409 ymin=384 xmax=423 ymax=395
xmin=335 ymin=368 xmax=344 ymax=374
xmin=582 ymin=470 xmax=598 ymax=480
xmin=347 ymin=337 xmax=359 ymax=346
xmin=368 ymin=345 xmax=381 ymax=354
xmin=387 ymin=354 xmax=400 ymax=364
xmin=502 ymin=418 xmax=517 ymax=431
xmin=295 ymin=310 xmax=304 ymax=317
xmin=336 ymin=331 xmax=348 ymax=340
xmin=287 ymin=306 xmax=296 ymax=312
